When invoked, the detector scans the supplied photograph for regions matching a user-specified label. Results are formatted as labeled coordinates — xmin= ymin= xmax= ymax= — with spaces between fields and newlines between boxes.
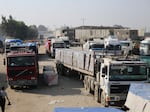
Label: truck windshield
xmin=7 ymin=56 xmax=35 ymax=67
xmin=53 ymin=43 xmax=65 ymax=48
xmin=121 ymin=43 xmax=130 ymax=47
xmin=91 ymin=44 xmax=104 ymax=50
xmin=109 ymin=65 xmax=147 ymax=81
xmin=106 ymin=45 xmax=121 ymax=50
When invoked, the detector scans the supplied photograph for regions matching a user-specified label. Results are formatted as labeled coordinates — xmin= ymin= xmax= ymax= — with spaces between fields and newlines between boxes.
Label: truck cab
xmin=120 ymin=40 xmax=133 ymax=54
xmin=97 ymin=57 xmax=148 ymax=106
xmin=104 ymin=35 xmax=121 ymax=53
xmin=83 ymin=39 xmax=104 ymax=51
xmin=59 ymin=36 xmax=70 ymax=48
xmin=5 ymin=49 xmax=39 ymax=88
xmin=51 ymin=38 xmax=66 ymax=58
xmin=140 ymin=37 xmax=150 ymax=55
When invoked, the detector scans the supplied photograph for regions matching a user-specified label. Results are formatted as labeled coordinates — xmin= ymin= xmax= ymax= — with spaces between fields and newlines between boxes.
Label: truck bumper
xmin=108 ymin=94 xmax=127 ymax=106
xmin=9 ymin=80 xmax=37 ymax=86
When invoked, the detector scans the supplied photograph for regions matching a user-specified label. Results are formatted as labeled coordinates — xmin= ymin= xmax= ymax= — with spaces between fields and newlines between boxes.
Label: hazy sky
xmin=0 ymin=0 xmax=150 ymax=30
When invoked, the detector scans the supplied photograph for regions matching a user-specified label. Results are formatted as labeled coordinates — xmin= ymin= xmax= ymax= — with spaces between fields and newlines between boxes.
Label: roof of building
xmin=75 ymin=25 xmax=127 ymax=30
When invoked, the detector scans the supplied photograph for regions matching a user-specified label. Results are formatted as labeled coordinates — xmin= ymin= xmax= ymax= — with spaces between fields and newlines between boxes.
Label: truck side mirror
xmin=102 ymin=66 xmax=107 ymax=77
xmin=3 ymin=58 xmax=6 ymax=66
xmin=102 ymin=67 xmax=106 ymax=74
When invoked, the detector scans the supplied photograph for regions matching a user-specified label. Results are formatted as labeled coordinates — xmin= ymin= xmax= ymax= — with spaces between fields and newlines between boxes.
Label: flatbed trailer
xmin=55 ymin=49 xmax=149 ymax=107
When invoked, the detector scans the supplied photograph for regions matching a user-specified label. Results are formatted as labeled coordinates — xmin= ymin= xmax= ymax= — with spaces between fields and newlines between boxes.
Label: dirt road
xmin=0 ymin=45 xmax=101 ymax=112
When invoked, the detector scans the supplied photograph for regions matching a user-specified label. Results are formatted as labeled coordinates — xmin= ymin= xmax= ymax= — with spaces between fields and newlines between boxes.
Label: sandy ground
xmin=0 ymin=45 xmax=102 ymax=112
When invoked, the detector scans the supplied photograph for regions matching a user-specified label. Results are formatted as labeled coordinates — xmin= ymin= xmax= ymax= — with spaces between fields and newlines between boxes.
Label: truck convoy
xmin=55 ymin=49 xmax=149 ymax=107
xmin=4 ymin=46 xmax=39 ymax=88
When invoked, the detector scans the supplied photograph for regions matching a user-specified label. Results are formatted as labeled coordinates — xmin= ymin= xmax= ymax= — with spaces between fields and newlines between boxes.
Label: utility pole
xmin=81 ymin=18 xmax=86 ymax=26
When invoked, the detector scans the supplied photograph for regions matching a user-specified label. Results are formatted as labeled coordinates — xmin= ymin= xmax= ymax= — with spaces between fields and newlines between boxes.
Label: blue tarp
xmin=5 ymin=39 xmax=22 ymax=43
xmin=54 ymin=107 xmax=123 ymax=112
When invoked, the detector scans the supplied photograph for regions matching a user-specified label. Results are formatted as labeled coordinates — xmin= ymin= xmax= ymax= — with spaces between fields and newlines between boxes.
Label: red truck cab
xmin=6 ymin=50 xmax=39 ymax=88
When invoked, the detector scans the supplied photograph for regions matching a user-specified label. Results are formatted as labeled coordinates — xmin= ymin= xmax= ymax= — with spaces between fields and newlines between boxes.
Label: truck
xmin=83 ymin=36 xmax=122 ymax=56
xmin=4 ymin=48 xmax=39 ymax=88
xmin=104 ymin=35 xmax=121 ymax=51
xmin=120 ymin=40 xmax=133 ymax=55
xmin=5 ymin=38 xmax=22 ymax=53
xmin=55 ymin=49 xmax=149 ymax=107
xmin=83 ymin=39 xmax=104 ymax=51
xmin=45 ymin=36 xmax=55 ymax=56
xmin=50 ymin=38 xmax=66 ymax=58
xmin=140 ymin=37 xmax=150 ymax=56
xmin=59 ymin=36 xmax=70 ymax=48
xmin=140 ymin=37 xmax=150 ymax=80
xmin=10 ymin=42 xmax=39 ymax=55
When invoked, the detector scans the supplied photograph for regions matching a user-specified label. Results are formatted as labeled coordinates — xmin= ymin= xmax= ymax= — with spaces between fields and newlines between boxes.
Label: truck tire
xmin=59 ymin=64 xmax=64 ymax=76
xmin=84 ymin=78 xmax=90 ymax=93
xmin=101 ymin=91 xmax=108 ymax=107
xmin=94 ymin=85 xmax=100 ymax=102
xmin=56 ymin=63 xmax=64 ymax=76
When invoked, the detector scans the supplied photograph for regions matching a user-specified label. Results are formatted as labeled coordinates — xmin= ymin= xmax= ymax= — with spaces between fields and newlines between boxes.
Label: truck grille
xmin=110 ymin=85 xmax=129 ymax=94
xmin=8 ymin=69 xmax=34 ymax=77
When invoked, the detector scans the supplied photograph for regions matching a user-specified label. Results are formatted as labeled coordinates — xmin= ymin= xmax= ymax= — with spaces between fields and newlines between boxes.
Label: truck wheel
xmin=101 ymin=91 xmax=108 ymax=107
xmin=84 ymin=78 xmax=90 ymax=93
xmin=60 ymin=64 xmax=64 ymax=76
xmin=94 ymin=85 xmax=100 ymax=102
xmin=86 ymin=81 xmax=90 ymax=93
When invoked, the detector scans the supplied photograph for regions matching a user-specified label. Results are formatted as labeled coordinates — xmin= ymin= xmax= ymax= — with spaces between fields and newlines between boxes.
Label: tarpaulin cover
xmin=125 ymin=83 xmax=150 ymax=112
xmin=129 ymin=83 xmax=150 ymax=100
xmin=54 ymin=107 xmax=123 ymax=112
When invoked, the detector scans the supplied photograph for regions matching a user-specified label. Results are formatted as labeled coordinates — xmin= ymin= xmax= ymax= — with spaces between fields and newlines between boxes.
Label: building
xmin=114 ymin=29 xmax=138 ymax=41
xmin=75 ymin=26 xmax=139 ymax=43
xmin=54 ymin=27 xmax=75 ymax=40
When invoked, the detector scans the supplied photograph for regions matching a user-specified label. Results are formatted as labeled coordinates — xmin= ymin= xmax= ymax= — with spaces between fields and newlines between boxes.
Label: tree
xmin=0 ymin=15 xmax=38 ymax=40
xmin=27 ymin=25 xmax=38 ymax=39
xmin=38 ymin=25 xmax=48 ymax=31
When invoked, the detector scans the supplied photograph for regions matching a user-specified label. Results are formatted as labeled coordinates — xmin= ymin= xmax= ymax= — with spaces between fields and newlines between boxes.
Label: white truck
xmin=55 ymin=49 xmax=149 ymax=107
xmin=120 ymin=40 xmax=133 ymax=55
xmin=50 ymin=38 xmax=66 ymax=58
xmin=59 ymin=36 xmax=70 ymax=48
xmin=140 ymin=37 xmax=150 ymax=55
xmin=104 ymin=35 xmax=121 ymax=51
xmin=83 ymin=39 xmax=104 ymax=51
xmin=140 ymin=37 xmax=150 ymax=81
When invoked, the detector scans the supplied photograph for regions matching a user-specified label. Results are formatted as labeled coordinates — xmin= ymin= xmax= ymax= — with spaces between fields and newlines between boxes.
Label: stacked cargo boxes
xmin=55 ymin=49 xmax=95 ymax=74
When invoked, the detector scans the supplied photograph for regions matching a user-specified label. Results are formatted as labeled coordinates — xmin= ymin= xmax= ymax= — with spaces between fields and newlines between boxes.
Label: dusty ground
xmin=0 ymin=45 xmax=102 ymax=112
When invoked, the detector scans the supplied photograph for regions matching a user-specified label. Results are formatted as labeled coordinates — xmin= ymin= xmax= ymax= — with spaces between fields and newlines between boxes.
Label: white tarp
xmin=125 ymin=83 xmax=150 ymax=112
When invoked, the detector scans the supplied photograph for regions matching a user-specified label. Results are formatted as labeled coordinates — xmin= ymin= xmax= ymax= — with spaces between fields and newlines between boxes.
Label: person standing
xmin=0 ymin=87 xmax=11 ymax=112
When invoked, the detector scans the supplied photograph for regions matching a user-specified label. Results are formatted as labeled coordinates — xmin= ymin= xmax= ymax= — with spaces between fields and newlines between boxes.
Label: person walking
xmin=0 ymin=87 xmax=11 ymax=112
